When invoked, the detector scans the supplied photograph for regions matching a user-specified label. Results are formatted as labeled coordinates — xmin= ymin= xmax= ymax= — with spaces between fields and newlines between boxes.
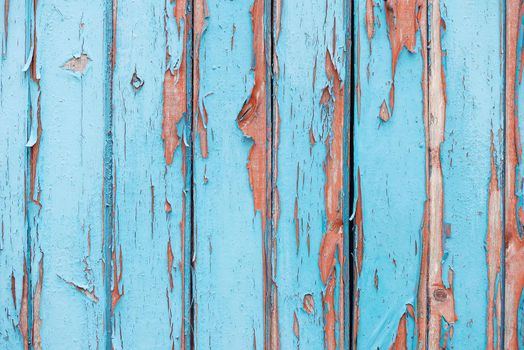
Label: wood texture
xmin=274 ymin=0 xmax=349 ymax=348
xmin=354 ymin=0 xmax=503 ymax=348
xmin=26 ymin=1 xmax=107 ymax=349
xmin=0 ymin=0 xmax=519 ymax=349
xmin=111 ymin=0 xmax=191 ymax=348
xmin=354 ymin=0 xmax=426 ymax=347
xmin=0 ymin=0 xmax=28 ymax=348
xmin=505 ymin=0 xmax=524 ymax=349
xmin=192 ymin=0 xmax=267 ymax=347
xmin=439 ymin=1 xmax=503 ymax=347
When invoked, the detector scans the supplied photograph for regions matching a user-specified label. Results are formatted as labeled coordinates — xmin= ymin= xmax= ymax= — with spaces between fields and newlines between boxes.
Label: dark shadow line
xmin=346 ymin=0 xmax=355 ymax=348
xmin=189 ymin=0 xmax=196 ymax=348
xmin=102 ymin=0 xmax=115 ymax=349
xmin=500 ymin=0 xmax=506 ymax=348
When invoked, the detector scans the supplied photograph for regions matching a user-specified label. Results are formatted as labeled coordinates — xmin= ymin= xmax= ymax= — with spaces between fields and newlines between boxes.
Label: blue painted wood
xmin=0 ymin=1 xmax=514 ymax=349
xmin=192 ymin=0 xmax=266 ymax=348
xmin=354 ymin=0 xmax=504 ymax=348
xmin=439 ymin=1 xmax=503 ymax=347
xmin=353 ymin=0 xmax=426 ymax=348
xmin=111 ymin=0 xmax=191 ymax=348
xmin=274 ymin=0 xmax=348 ymax=348
xmin=26 ymin=0 xmax=107 ymax=348
xmin=0 ymin=0 xmax=28 ymax=347
xmin=506 ymin=0 xmax=524 ymax=347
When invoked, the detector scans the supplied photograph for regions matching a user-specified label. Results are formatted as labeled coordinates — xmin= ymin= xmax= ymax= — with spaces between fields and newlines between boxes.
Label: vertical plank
xmin=353 ymin=0 xmax=426 ymax=348
xmin=0 ymin=0 xmax=28 ymax=347
xmin=27 ymin=0 xmax=107 ymax=348
xmin=505 ymin=0 xmax=524 ymax=348
xmin=0 ymin=1 xmax=510 ymax=349
xmin=192 ymin=0 xmax=268 ymax=348
xmin=438 ymin=0 xmax=504 ymax=348
xmin=356 ymin=0 xmax=504 ymax=348
xmin=273 ymin=0 xmax=348 ymax=348
xmin=111 ymin=0 xmax=191 ymax=348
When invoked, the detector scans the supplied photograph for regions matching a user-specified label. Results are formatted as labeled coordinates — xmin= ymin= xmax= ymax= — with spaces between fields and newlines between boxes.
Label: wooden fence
xmin=0 ymin=0 xmax=518 ymax=349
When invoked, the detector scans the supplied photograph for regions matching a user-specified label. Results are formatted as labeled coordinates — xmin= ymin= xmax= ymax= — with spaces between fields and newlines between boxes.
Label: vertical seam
xmin=103 ymin=0 xmax=115 ymax=348
xmin=268 ymin=0 xmax=276 ymax=346
xmin=424 ymin=1 xmax=431 ymax=347
xmin=347 ymin=0 xmax=355 ymax=347
xmin=188 ymin=0 xmax=195 ymax=348
xmin=25 ymin=0 xmax=34 ymax=348
xmin=500 ymin=0 xmax=507 ymax=348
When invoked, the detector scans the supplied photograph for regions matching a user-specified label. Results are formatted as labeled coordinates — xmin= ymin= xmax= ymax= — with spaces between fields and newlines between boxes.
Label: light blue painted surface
xmin=354 ymin=0 xmax=425 ymax=348
xmin=0 ymin=0 xmax=28 ymax=347
xmin=355 ymin=0 xmax=504 ymax=348
xmin=27 ymin=0 xmax=107 ymax=349
xmin=111 ymin=0 xmax=190 ymax=349
xmin=439 ymin=0 xmax=503 ymax=347
xmin=192 ymin=0 xmax=265 ymax=348
xmin=274 ymin=0 xmax=347 ymax=348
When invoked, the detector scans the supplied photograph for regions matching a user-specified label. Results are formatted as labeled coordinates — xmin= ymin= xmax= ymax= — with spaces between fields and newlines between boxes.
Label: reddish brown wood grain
xmin=505 ymin=1 xmax=524 ymax=348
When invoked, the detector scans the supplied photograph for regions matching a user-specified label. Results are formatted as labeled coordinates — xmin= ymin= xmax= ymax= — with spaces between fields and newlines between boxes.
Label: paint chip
xmin=58 ymin=275 xmax=99 ymax=303
xmin=379 ymin=100 xmax=390 ymax=122
xmin=303 ymin=294 xmax=314 ymax=314
xmin=165 ymin=200 xmax=172 ymax=213
xmin=293 ymin=312 xmax=299 ymax=338
xmin=62 ymin=54 xmax=90 ymax=74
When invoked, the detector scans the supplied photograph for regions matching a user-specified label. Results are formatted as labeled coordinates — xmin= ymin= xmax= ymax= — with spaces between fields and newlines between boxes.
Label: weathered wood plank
xmin=438 ymin=0 xmax=503 ymax=347
xmin=0 ymin=0 xmax=28 ymax=348
xmin=27 ymin=0 xmax=107 ymax=348
xmin=355 ymin=0 xmax=504 ymax=348
xmin=353 ymin=0 xmax=426 ymax=348
xmin=111 ymin=0 xmax=191 ymax=348
xmin=192 ymin=0 xmax=269 ymax=348
xmin=505 ymin=0 xmax=524 ymax=348
xmin=273 ymin=0 xmax=348 ymax=348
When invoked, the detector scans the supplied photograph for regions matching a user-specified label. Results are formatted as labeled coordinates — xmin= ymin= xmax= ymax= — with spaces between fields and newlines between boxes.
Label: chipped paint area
xmin=194 ymin=0 xmax=209 ymax=159
xmin=235 ymin=0 xmax=281 ymax=347
xmin=423 ymin=2 xmax=457 ymax=348
xmin=22 ymin=1 xmax=109 ymax=349
xmin=162 ymin=0 xmax=189 ymax=166
xmin=62 ymin=54 xmax=90 ymax=74
xmin=318 ymin=51 xmax=345 ymax=350
xmin=486 ymin=133 xmax=502 ymax=350
xmin=110 ymin=0 xmax=191 ymax=348
xmin=384 ymin=0 xmax=420 ymax=115
xmin=274 ymin=0 xmax=346 ymax=348
xmin=505 ymin=0 xmax=524 ymax=348
xmin=356 ymin=0 xmax=425 ymax=347
xmin=356 ymin=0 xmax=503 ymax=348
xmin=32 ymin=257 xmax=43 ymax=350
xmin=236 ymin=0 xmax=270 ymax=233
xmin=438 ymin=0 xmax=504 ymax=347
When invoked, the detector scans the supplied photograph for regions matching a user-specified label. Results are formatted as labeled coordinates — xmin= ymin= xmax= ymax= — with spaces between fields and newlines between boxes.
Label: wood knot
xmin=131 ymin=71 xmax=144 ymax=91
xmin=303 ymin=294 xmax=315 ymax=314
xmin=433 ymin=288 xmax=447 ymax=302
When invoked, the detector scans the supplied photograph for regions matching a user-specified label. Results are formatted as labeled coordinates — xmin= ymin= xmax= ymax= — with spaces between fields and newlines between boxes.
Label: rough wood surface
xmin=26 ymin=1 xmax=107 ymax=348
xmin=354 ymin=0 xmax=503 ymax=348
xmin=0 ymin=1 xmax=28 ymax=348
xmin=0 ymin=1 xmax=519 ymax=349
